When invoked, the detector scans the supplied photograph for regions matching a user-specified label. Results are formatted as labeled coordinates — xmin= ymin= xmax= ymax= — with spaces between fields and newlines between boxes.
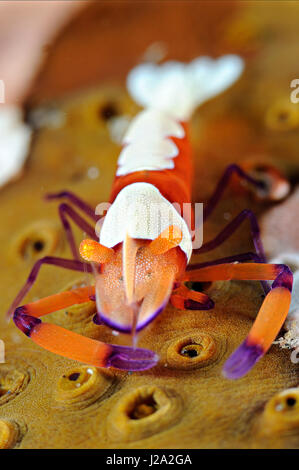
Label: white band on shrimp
xmin=100 ymin=182 xmax=193 ymax=261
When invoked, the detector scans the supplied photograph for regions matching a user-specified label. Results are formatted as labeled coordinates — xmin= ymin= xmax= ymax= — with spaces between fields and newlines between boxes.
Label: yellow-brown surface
xmin=0 ymin=1 xmax=299 ymax=448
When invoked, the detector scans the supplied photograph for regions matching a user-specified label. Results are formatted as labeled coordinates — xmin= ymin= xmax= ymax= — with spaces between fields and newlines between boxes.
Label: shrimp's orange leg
xmin=6 ymin=256 xmax=92 ymax=319
xmin=15 ymin=286 xmax=96 ymax=318
xmin=170 ymin=284 xmax=214 ymax=310
xmin=13 ymin=286 xmax=158 ymax=371
xmin=183 ymin=262 xmax=281 ymax=283
xmin=184 ymin=262 xmax=292 ymax=379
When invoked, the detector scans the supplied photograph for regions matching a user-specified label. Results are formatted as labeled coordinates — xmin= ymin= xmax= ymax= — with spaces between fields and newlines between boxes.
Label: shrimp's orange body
xmin=110 ymin=121 xmax=193 ymax=207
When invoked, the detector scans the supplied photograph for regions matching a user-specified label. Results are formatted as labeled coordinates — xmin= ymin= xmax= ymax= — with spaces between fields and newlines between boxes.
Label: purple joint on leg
xmin=13 ymin=307 xmax=41 ymax=336
xmin=45 ymin=190 xmax=98 ymax=221
xmin=106 ymin=344 xmax=159 ymax=371
xmin=273 ymin=265 xmax=293 ymax=292
xmin=184 ymin=298 xmax=215 ymax=310
xmin=222 ymin=339 xmax=264 ymax=380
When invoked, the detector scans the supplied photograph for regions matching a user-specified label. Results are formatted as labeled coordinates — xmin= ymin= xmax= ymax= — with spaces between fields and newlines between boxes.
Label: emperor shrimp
xmin=8 ymin=55 xmax=293 ymax=378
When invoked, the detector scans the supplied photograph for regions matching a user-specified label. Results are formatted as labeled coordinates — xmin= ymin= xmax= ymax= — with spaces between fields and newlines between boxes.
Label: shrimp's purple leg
xmin=194 ymin=209 xmax=266 ymax=263
xmin=6 ymin=257 xmax=92 ymax=319
xmin=13 ymin=285 xmax=157 ymax=371
xmin=45 ymin=190 xmax=98 ymax=221
xmin=188 ymin=251 xmax=262 ymax=270
xmin=8 ymin=192 xmax=97 ymax=317
xmin=203 ymin=164 xmax=266 ymax=221
xmin=58 ymin=203 xmax=97 ymax=259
